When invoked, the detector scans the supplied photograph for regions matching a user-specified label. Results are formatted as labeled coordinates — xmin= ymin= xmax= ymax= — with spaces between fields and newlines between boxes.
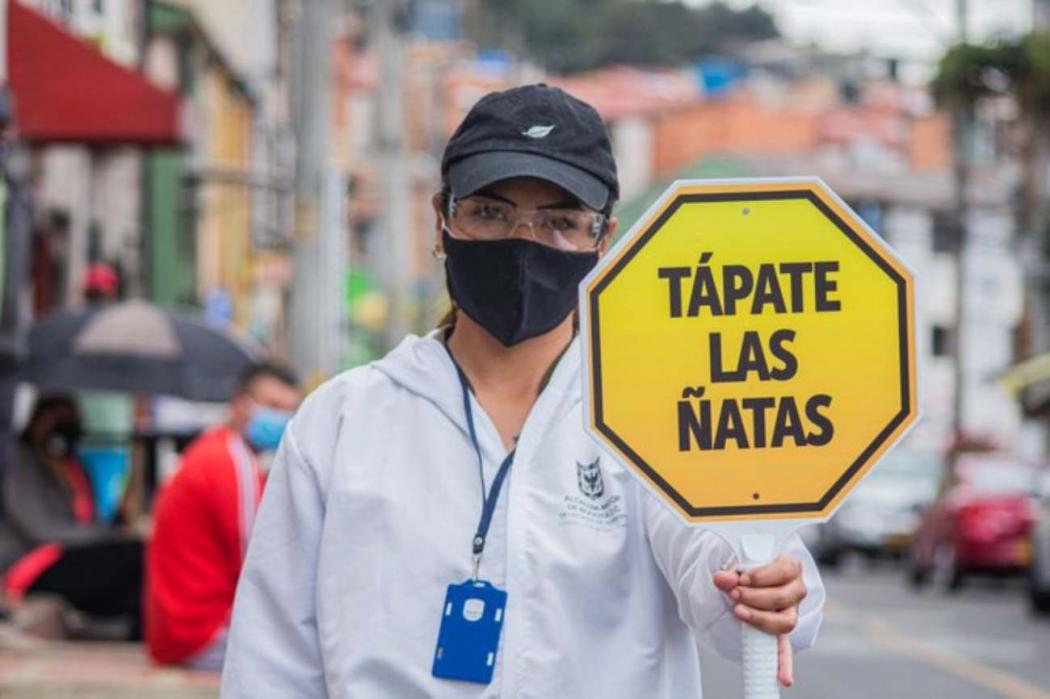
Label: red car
xmin=908 ymin=454 xmax=1037 ymax=591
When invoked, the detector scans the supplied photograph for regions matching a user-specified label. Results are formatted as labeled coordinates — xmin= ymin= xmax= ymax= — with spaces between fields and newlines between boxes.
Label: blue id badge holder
xmin=435 ymin=365 xmax=513 ymax=684
xmin=432 ymin=578 xmax=508 ymax=684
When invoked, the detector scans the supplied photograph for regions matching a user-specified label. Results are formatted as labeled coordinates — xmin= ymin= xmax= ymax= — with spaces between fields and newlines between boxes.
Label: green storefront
xmin=143 ymin=1 xmax=200 ymax=308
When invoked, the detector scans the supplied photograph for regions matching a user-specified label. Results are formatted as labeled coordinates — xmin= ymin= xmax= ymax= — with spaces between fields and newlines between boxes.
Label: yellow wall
xmin=196 ymin=69 xmax=254 ymax=329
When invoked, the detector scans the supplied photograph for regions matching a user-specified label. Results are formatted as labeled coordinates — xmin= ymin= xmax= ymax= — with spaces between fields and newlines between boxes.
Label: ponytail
xmin=437 ymin=305 xmax=457 ymax=330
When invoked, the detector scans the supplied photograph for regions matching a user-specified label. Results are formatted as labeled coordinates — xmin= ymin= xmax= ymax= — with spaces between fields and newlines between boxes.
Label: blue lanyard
xmin=454 ymin=363 xmax=515 ymax=580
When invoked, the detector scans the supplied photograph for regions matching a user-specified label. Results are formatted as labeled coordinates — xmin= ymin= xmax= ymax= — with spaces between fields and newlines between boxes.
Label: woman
xmin=0 ymin=394 xmax=143 ymax=639
xmin=222 ymin=84 xmax=824 ymax=697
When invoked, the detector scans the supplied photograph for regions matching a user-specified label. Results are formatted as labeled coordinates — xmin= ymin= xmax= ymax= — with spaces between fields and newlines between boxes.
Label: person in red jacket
xmin=146 ymin=362 xmax=302 ymax=670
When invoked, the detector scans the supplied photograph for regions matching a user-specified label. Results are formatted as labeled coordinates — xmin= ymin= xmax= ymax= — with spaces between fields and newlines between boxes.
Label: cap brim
xmin=448 ymin=151 xmax=609 ymax=210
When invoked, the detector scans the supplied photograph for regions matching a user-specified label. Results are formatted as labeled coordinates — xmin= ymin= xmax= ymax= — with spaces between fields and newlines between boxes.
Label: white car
xmin=803 ymin=450 xmax=943 ymax=567
xmin=1029 ymin=469 xmax=1050 ymax=614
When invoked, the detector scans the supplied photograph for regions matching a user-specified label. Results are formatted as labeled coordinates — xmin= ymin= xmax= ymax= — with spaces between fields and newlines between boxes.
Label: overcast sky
xmin=689 ymin=0 xmax=1035 ymax=66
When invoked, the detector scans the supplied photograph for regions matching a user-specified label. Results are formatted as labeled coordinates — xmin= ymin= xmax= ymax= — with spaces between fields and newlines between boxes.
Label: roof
xmin=8 ymin=1 xmax=181 ymax=145
xmin=550 ymin=66 xmax=701 ymax=121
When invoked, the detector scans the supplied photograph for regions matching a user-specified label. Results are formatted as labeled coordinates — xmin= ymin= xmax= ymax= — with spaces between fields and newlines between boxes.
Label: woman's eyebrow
xmin=538 ymin=200 xmax=582 ymax=210
xmin=473 ymin=189 xmax=517 ymax=205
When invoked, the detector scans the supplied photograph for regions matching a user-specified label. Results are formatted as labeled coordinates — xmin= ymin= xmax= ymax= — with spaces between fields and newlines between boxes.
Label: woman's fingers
xmin=778 ymin=633 xmax=794 ymax=687
xmin=730 ymin=576 xmax=807 ymax=611
xmin=713 ymin=554 xmax=806 ymax=635
xmin=712 ymin=569 xmax=740 ymax=593
xmin=733 ymin=601 xmax=798 ymax=635
xmin=739 ymin=555 xmax=802 ymax=587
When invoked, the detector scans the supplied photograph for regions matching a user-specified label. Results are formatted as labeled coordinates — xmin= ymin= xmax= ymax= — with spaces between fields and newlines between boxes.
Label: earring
xmin=432 ymin=245 xmax=446 ymax=261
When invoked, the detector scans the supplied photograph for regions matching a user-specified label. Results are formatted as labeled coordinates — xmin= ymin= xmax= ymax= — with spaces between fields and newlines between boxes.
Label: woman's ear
xmin=432 ymin=193 xmax=446 ymax=255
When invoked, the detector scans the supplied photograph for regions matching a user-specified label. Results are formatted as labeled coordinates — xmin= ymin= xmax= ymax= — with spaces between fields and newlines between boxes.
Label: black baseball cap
xmin=441 ymin=84 xmax=619 ymax=211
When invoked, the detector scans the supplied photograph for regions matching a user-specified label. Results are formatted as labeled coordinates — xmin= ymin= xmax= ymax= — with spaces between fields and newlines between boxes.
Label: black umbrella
xmin=19 ymin=300 xmax=261 ymax=402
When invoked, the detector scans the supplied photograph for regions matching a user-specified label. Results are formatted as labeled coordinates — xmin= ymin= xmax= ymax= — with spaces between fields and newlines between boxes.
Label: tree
xmin=934 ymin=34 xmax=1050 ymax=235
xmin=933 ymin=32 xmax=1050 ymax=358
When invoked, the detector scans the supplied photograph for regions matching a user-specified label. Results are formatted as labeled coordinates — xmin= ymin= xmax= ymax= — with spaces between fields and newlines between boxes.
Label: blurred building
xmin=144 ymin=3 xmax=251 ymax=317
xmin=11 ymin=0 xmax=179 ymax=313
xmin=143 ymin=0 xmax=295 ymax=350
xmin=8 ymin=0 xmax=295 ymax=354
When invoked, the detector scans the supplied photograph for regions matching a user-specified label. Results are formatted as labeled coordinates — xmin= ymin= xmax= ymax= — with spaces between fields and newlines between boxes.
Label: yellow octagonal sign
xmin=581 ymin=179 xmax=917 ymax=524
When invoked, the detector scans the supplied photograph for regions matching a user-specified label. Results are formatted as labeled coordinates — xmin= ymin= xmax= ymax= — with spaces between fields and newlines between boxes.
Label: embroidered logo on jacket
xmin=561 ymin=456 xmax=626 ymax=531
xmin=577 ymin=457 xmax=605 ymax=499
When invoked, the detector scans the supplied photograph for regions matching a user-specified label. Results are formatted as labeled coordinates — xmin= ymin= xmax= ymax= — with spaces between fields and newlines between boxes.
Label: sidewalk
xmin=0 ymin=624 xmax=219 ymax=698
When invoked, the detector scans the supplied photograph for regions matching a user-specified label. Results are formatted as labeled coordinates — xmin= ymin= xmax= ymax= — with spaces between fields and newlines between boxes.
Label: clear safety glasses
xmin=446 ymin=195 xmax=605 ymax=252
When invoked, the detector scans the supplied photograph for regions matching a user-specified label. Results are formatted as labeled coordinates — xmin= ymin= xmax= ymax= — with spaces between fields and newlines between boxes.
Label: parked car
xmin=1029 ymin=468 xmax=1050 ymax=614
xmin=802 ymin=449 xmax=943 ymax=567
xmin=908 ymin=453 xmax=1038 ymax=591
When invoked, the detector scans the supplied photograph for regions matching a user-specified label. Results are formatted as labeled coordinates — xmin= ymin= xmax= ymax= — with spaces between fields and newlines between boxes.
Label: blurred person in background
xmin=0 ymin=85 xmax=31 ymax=621
xmin=0 ymin=394 xmax=144 ymax=640
xmin=75 ymin=261 xmax=136 ymax=522
xmin=82 ymin=262 xmax=120 ymax=303
xmin=146 ymin=362 xmax=302 ymax=671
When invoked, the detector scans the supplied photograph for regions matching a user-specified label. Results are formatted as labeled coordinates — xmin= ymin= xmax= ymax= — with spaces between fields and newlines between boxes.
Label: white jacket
xmin=221 ymin=334 xmax=824 ymax=698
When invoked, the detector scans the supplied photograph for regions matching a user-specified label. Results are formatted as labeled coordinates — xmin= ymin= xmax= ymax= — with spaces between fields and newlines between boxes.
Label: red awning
xmin=7 ymin=1 xmax=181 ymax=146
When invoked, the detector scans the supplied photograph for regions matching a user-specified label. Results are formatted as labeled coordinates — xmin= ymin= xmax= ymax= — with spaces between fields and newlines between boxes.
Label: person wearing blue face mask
xmin=146 ymin=362 xmax=301 ymax=671
xmin=244 ymin=405 xmax=295 ymax=454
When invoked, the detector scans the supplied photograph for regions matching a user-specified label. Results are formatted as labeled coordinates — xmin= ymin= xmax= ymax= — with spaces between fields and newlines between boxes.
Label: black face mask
xmin=41 ymin=421 xmax=82 ymax=459
xmin=443 ymin=229 xmax=599 ymax=347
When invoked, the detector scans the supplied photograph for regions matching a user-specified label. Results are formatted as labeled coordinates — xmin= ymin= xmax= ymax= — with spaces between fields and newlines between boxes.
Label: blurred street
xmin=702 ymin=562 xmax=1050 ymax=699
xmin=0 ymin=632 xmax=219 ymax=698
xmin=2 ymin=561 xmax=1047 ymax=698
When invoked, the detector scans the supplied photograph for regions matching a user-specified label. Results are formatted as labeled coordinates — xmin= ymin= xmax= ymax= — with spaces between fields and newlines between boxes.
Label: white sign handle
xmin=742 ymin=623 xmax=779 ymax=699
xmin=737 ymin=532 xmax=780 ymax=699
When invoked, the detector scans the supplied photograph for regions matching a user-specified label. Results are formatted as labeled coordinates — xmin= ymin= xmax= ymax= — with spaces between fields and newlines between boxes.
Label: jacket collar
xmin=370 ymin=331 xmax=581 ymax=442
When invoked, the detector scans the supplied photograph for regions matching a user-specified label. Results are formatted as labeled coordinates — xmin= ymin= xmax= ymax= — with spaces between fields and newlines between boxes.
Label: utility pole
xmin=0 ymin=0 xmax=6 ymax=86
xmin=289 ymin=0 xmax=334 ymax=381
xmin=371 ymin=0 xmax=413 ymax=349
xmin=1023 ymin=0 xmax=1050 ymax=361
xmin=950 ymin=0 xmax=970 ymax=442
xmin=0 ymin=0 xmax=10 ymax=497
